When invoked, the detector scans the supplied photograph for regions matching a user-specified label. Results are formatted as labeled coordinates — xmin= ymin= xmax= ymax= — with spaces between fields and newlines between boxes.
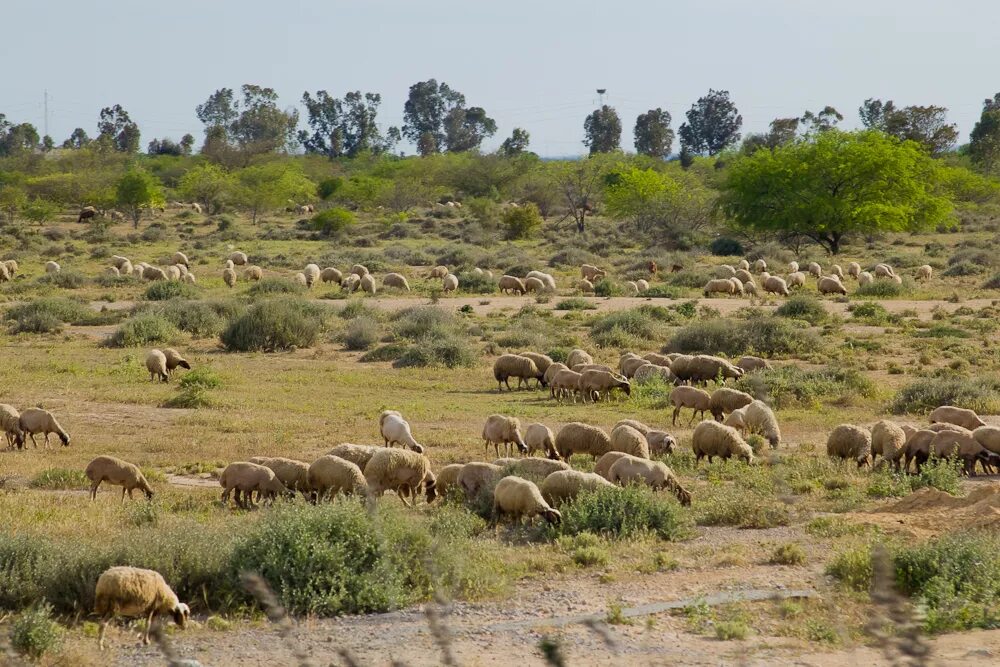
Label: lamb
xmin=715 ymin=265 xmax=737 ymax=279
xmin=245 ymin=265 xmax=263 ymax=281
xmin=826 ymin=424 xmax=872 ymax=467
xmin=364 ymin=448 xmax=436 ymax=506
xmin=929 ymin=405 xmax=986 ymax=431
xmin=671 ymin=386 xmax=712 ymax=426
xmin=540 ymin=470 xmax=615 ymax=507
xmin=762 ymin=275 xmax=789 ymax=296
xmin=931 ymin=430 xmax=1000 ymax=475
xmin=524 ymin=423 xmax=559 ymax=458
xmin=818 ymin=276 xmax=847 ymax=295
xmin=145 ymin=350 xmax=169 ymax=382
xmin=321 ymin=267 xmax=344 ymax=284
xmin=493 ymin=354 xmax=542 ymax=391
xmin=709 ymin=387 xmax=754 ymax=421
xmin=753 ymin=259 xmax=767 ymax=273
xmin=162 ymin=348 xmax=191 ymax=376
xmin=45 ymin=260 xmax=61 ymax=274
xmin=578 ymin=278 xmax=595 ymax=294
xmin=608 ymin=424 xmax=650 ymax=458
xmin=327 ymin=443 xmax=380 ymax=469
xmin=249 ymin=456 xmax=310 ymax=497
xmin=351 ymin=264 xmax=369 ymax=277
xmin=222 ymin=267 xmax=237 ymax=287
xmin=172 ymin=251 xmax=189 ymax=267
xmin=858 ymin=271 xmax=874 ymax=286
xmin=554 ymin=422 xmax=611 ymax=460
xmin=737 ymin=356 xmax=771 ymax=373
xmin=566 ymin=348 xmax=594 ymax=368
xmin=847 ymin=262 xmax=861 ymax=278
xmin=692 ymin=420 xmax=755 ymax=463
xmin=85 ymin=455 xmax=154 ymax=502
xmin=19 ymin=408 xmax=70 ymax=448
xmin=916 ymin=265 xmax=933 ymax=281
xmin=499 ymin=275 xmax=526 ymax=295
xmin=219 ymin=461 xmax=288 ymax=508
xmin=458 ymin=462 xmax=503 ymax=498
xmin=308 ymin=455 xmax=367 ymax=501
xmin=742 ymin=400 xmax=782 ymax=447
xmin=525 ymin=276 xmax=546 ymax=293
xmin=429 ymin=265 xmax=449 ymax=279
xmin=482 ymin=414 xmax=528 ymax=457
xmin=383 ymin=272 xmax=410 ymax=290
xmin=870 ymin=420 xmax=907 ymax=471
xmin=303 ymin=264 xmax=321 ymax=286
xmin=493 ymin=457 xmax=570 ymax=478
xmin=0 ymin=404 xmax=24 ymax=449
xmin=607 ymin=455 xmax=691 ymax=506
xmin=442 ymin=273 xmax=459 ymax=293
xmin=579 ymin=369 xmax=631 ymax=402
xmin=434 ymin=463 xmax=465 ymax=497
xmin=492 ymin=476 xmax=562 ymax=525
xmin=379 ymin=410 xmax=425 ymax=453
xmin=581 ymin=264 xmax=606 ymax=281
xmin=703 ymin=278 xmax=739 ymax=297
xmin=807 ymin=262 xmax=822 ymax=278
xmin=94 ymin=566 xmax=190 ymax=650
xmin=550 ymin=369 xmax=582 ymax=403
xmin=229 ymin=251 xmax=248 ymax=266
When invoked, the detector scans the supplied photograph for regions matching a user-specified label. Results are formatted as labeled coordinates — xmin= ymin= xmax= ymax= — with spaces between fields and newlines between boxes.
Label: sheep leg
xmin=121 ymin=487 xmax=128 ymax=503
xmin=142 ymin=609 xmax=155 ymax=645
xmin=29 ymin=432 xmax=38 ymax=448
xmin=494 ymin=441 xmax=501 ymax=458
xmin=221 ymin=487 xmax=231 ymax=506
xmin=90 ymin=481 xmax=100 ymax=500
xmin=672 ymin=406 xmax=680 ymax=426
xmin=98 ymin=617 xmax=111 ymax=651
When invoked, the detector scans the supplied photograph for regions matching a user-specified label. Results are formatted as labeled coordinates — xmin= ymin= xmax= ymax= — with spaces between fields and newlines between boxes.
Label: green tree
xmin=443 ymin=106 xmax=497 ymax=152
xmin=605 ymin=166 xmax=715 ymax=244
xmin=741 ymin=117 xmax=799 ymax=154
xmin=858 ymin=98 xmax=958 ymax=155
xmin=115 ymin=169 xmax=165 ymax=228
xmin=970 ymin=93 xmax=1000 ymax=176
xmin=178 ymin=163 xmax=233 ymax=214
xmin=196 ymin=85 xmax=298 ymax=163
xmin=234 ymin=163 xmax=316 ymax=224
xmin=310 ymin=207 xmax=355 ymax=237
xmin=0 ymin=185 xmax=28 ymax=223
xmin=583 ymin=105 xmax=621 ymax=154
xmin=548 ymin=155 xmax=615 ymax=232
xmin=633 ymin=108 xmax=674 ymax=158
xmin=800 ymin=106 xmax=843 ymax=134
xmin=300 ymin=90 xmax=399 ymax=157
xmin=61 ymin=128 xmax=91 ymax=149
xmin=401 ymin=79 xmax=465 ymax=155
xmin=0 ymin=115 xmax=40 ymax=156
xmin=499 ymin=127 xmax=531 ymax=156
xmin=502 ymin=202 xmax=543 ymax=239
xmin=22 ymin=198 xmax=59 ymax=225
xmin=96 ymin=104 xmax=140 ymax=152
xmin=678 ymin=89 xmax=742 ymax=156
xmin=719 ymin=130 xmax=953 ymax=254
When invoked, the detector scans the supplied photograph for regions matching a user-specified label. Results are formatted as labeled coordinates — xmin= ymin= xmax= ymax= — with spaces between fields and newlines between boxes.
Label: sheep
xmin=456 ymin=462 xmax=504 ymax=498
xmin=219 ymin=461 xmax=288 ymax=509
xmin=0 ymin=404 xmax=24 ymax=449
xmin=45 ymin=260 xmax=61 ymax=274
xmin=321 ymin=267 xmax=343 ymax=284
xmin=847 ymin=262 xmax=861 ymax=278
xmin=518 ymin=352 xmax=554 ymax=383
xmin=191 ymin=202 xmax=202 ymax=214
xmin=973 ymin=426 xmax=1000 ymax=456
xmin=874 ymin=263 xmax=895 ymax=279
xmin=166 ymin=265 xmax=182 ymax=280
xmin=543 ymin=362 xmax=569 ymax=394
xmin=573 ymin=363 xmax=615 ymax=374
xmin=429 ymin=265 xmax=449 ymax=279
xmin=110 ymin=255 xmax=129 ymax=270
xmin=435 ymin=463 xmax=465 ymax=497
xmin=379 ymin=410 xmax=424 ymax=453
xmin=826 ymin=424 xmax=872 ymax=467
xmin=734 ymin=268 xmax=754 ymax=285
xmin=633 ymin=363 xmax=675 ymax=385
xmin=788 ymin=261 xmax=799 ymax=273
xmin=579 ymin=369 xmax=631 ymax=402
xmin=303 ymin=264 xmax=320 ymax=287
xmin=566 ymin=348 xmax=594 ymax=368
xmin=224 ymin=259 xmax=234 ymax=270
xmin=753 ymin=259 xmax=767 ymax=273
xmin=607 ymin=455 xmax=691 ymax=506
xmin=493 ymin=476 xmax=562 ymax=525
xmin=807 ymin=262 xmax=822 ymax=278
xmin=229 ymin=251 xmax=248 ymax=266
xmin=327 ymin=443 xmax=380 ymax=469
xmin=145 ymin=349 xmax=169 ymax=382
xmin=929 ymin=405 xmax=986 ymax=431
xmin=679 ymin=355 xmax=744 ymax=385
xmin=636 ymin=278 xmax=650 ymax=292
xmin=578 ymin=278 xmax=595 ymax=294
xmin=647 ymin=430 xmax=677 ymax=455
xmin=308 ymin=455 xmax=367 ymax=501
xmin=351 ymin=263 xmax=369 ymax=277
xmin=931 ymin=430 xmax=1000 ymax=475
xmin=222 ymin=267 xmax=237 ymax=288
xmin=494 ymin=457 xmax=570 ymax=478
xmin=541 ymin=470 xmax=615 ymax=507
xmin=85 ymin=455 xmax=154 ymax=502
xmin=737 ymin=356 xmax=771 ymax=373
xmin=608 ymin=424 xmax=650 ymax=458
xmin=172 ymin=251 xmax=189 ymax=267
xmin=743 ymin=400 xmax=782 ymax=448
xmin=442 ymin=273 xmax=459 ymax=293
xmin=524 ymin=423 xmax=559 ymax=459
xmin=364 ymin=448 xmax=436 ymax=506
xmin=594 ymin=451 xmax=630 ymax=480
xmin=359 ymin=273 xmax=377 ymax=294
xmin=18 ymin=408 xmax=70 ymax=448
xmin=730 ymin=277 xmax=745 ymax=295
xmin=724 ymin=405 xmax=748 ymax=433
xmin=927 ymin=422 xmax=972 ymax=434
xmin=525 ymin=270 xmax=557 ymax=290
xmin=482 ymin=414 xmax=528 ymax=457
xmin=94 ymin=566 xmax=190 ymax=650
xmin=383 ymin=272 xmax=410 ymax=290
xmin=615 ymin=418 xmax=650 ymax=436
xmin=703 ymin=278 xmax=739 ymax=297
xmin=341 ymin=273 xmax=361 ymax=292
xmin=786 ymin=272 xmax=806 ymax=288
xmin=162 ymin=348 xmax=191 ymax=376
xmin=245 ymin=265 xmax=263 ymax=281
xmin=762 ymin=275 xmax=790 ymax=296
xmin=499 ymin=275 xmax=526 ymax=295
xmin=642 ymin=352 xmax=675 ymax=366
xmin=621 ymin=356 xmax=650 ymax=378
xmin=77 ymin=206 xmax=97 ymax=223
xmin=182 ymin=272 xmax=196 ymax=284
xmin=831 ymin=264 xmax=844 ymax=279
xmin=249 ymin=456 xmax=311 ymax=498
xmin=715 ymin=265 xmax=737 ymax=279
xmin=902 ymin=429 xmax=938 ymax=473
xmin=625 ymin=280 xmax=639 ymax=296
xmin=294 ymin=272 xmax=308 ymax=287
xmin=709 ymin=387 xmax=754 ymax=421
xmin=870 ymin=420 xmax=907 ymax=471
xmin=105 ymin=265 xmax=121 ymax=277
xmin=550 ymin=369 xmax=583 ymax=403
xmin=119 ymin=260 xmax=134 ymax=276
xmin=525 ymin=276 xmax=546 ymax=293
xmin=581 ymin=264 xmax=606 ymax=281
xmin=916 ymin=265 xmax=933 ymax=281
xmin=858 ymin=271 xmax=874 ymax=286
xmin=818 ymin=276 xmax=847 ymax=295
xmin=493 ymin=354 xmax=542 ymax=391
xmin=554 ymin=422 xmax=611 ymax=460
xmin=692 ymin=420 xmax=755 ymax=463
xmin=738 ymin=259 xmax=751 ymax=270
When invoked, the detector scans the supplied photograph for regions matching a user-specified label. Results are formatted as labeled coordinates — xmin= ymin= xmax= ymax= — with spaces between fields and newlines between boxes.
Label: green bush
xmin=5 ymin=297 xmax=107 ymax=333
xmin=855 ymin=280 xmax=908 ymax=298
xmin=774 ymin=296 xmax=827 ymax=325
xmin=736 ymin=365 xmax=876 ymax=408
xmin=826 ymin=543 xmax=873 ymax=591
xmin=696 ymin=486 xmax=790 ymax=528
xmin=889 ymin=376 xmax=1000 ymax=414
xmin=221 ymin=298 xmax=323 ymax=352
xmin=394 ymin=333 xmax=476 ymax=369
xmin=555 ymin=298 xmax=597 ymax=311
xmin=144 ymin=280 xmax=198 ymax=301
xmin=37 ymin=270 xmax=86 ymax=289
xmin=455 ymin=270 xmax=496 ymax=294
xmin=850 ymin=301 xmax=894 ymax=325
xmin=156 ymin=299 xmax=241 ymax=338
xmin=558 ymin=485 xmax=691 ymax=541
xmin=666 ymin=316 xmax=821 ymax=357
xmin=30 ymin=468 xmax=87 ymax=490
xmin=108 ymin=314 xmax=178 ymax=347
xmin=342 ymin=316 xmax=380 ymax=351
xmin=592 ymin=277 xmax=622 ymax=297
xmin=11 ymin=602 xmax=62 ymax=660
xmin=709 ymin=237 xmax=744 ymax=256
xmin=981 ymin=273 xmax=1000 ymax=289
xmin=310 ymin=207 xmax=356 ymax=236
xmin=769 ymin=543 xmax=807 ymax=565
xmin=248 ymin=277 xmax=306 ymax=297
xmin=165 ymin=366 xmax=223 ymax=408
xmin=501 ymin=202 xmax=543 ymax=240
xmin=392 ymin=306 xmax=459 ymax=340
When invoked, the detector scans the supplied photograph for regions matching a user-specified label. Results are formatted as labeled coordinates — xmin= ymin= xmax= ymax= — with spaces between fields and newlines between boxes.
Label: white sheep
xmin=245 ymin=266 xmax=263 ymax=281
xmin=308 ymin=455 xmax=367 ymax=501
xmin=351 ymin=263 xmax=369 ymax=277
xmin=743 ymin=400 xmax=782 ymax=448
xmin=753 ymin=259 xmax=767 ymax=273
xmin=492 ymin=476 xmax=561 ymax=525
xmin=45 ymin=260 xmax=61 ymax=274
xmin=703 ymin=278 xmax=739 ymax=297
xmin=929 ymin=405 xmax=986 ymax=431
xmin=715 ymin=265 xmax=737 ymax=279
xmin=636 ymin=278 xmax=649 ymax=292
xmin=709 ymin=387 xmax=753 ymax=422
xmin=607 ymin=454 xmax=691 ymax=505
xmin=383 ymin=272 xmax=410 ymax=291
xmin=222 ymin=267 xmax=237 ymax=288
xmin=540 ymin=469 xmax=615 ymax=507
xmin=550 ymin=369 xmax=582 ymax=403
xmin=493 ymin=354 xmax=542 ymax=391
xmin=738 ymin=259 xmax=751 ymax=270
xmin=581 ymin=264 xmax=606 ymax=281
xmin=807 ymin=262 xmax=822 ymax=278
xmin=457 ymin=462 xmax=503 ymax=498
xmin=429 ymin=265 xmax=449 ymax=278
xmin=364 ymin=448 xmax=436 ymax=506
xmin=182 ymin=272 xmax=196 ymax=284
xmin=524 ymin=423 xmax=558 ymax=458
xmin=858 ymin=271 xmax=874 ymax=286
xmin=818 ymin=276 xmax=847 ymax=295
xmin=915 ymin=265 xmax=933 ymax=281
xmin=609 ymin=424 xmax=650 ymax=458
xmin=219 ymin=461 xmax=288 ymax=508
xmin=554 ymin=422 xmax=611 ymax=459
xmin=0 ymin=404 xmax=24 ymax=449
xmin=442 ymin=273 xmax=459 ymax=293
xmin=162 ymin=348 xmax=191 ymax=377
xmin=482 ymin=414 xmax=528 ymax=457
xmin=94 ymin=566 xmax=189 ymax=650
xmin=435 ymin=463 xmax=466 ymax=497
xmin=294 ymin=272 xmax=308 ymax=286
xmin=788 ymin=261 xmax=799 ymax=273
xmin=321 ymin=267 xmax=344 ymax=284
xmin=692 ymin=420 xmax=755 ymax=463
xmin=670 ymin=386 xmax=712 ymax=426
xmin=493 ymin=457 xmax=570 ymax=478
xmin=871 ymin=420 xmax=907 ymax=471
xmin=360 ymin=273 xmax=377 ymax=294
xmin=579 ymin=369 xmax=631 ymax=402
xmin=172 ymin=251 xmax=189 ymax=267
xmin=566 ymin=348 xmax=594 ymax=368
xmin=326 ymin=443 xmax=380 ymax=469
xmin=249 ymin=456 xmax=311 ymax=497
xmin=229 ymin=251 xmax=248 ymax=266
xmin=499 ymin=275 xmax=526 ymax=295
xmin=85 ymin=455 xmax=154 ymax=502
xmin=303 ymin=263 xmax=321 ymax=287
xmin=762 ymin=275 xmax=789 ymax=296
xmin=145 ymin=349 xmax=169 ymax=382
xmin=18 ymin=408 xmax=70 ymax=448
xmin=594 ymin=451 xmax=630 ymax=480
xmin=379 ymin=410 xmax=424 ymax=453
xmin=847 ymin=262 xmax=861 ymax=278
xmin=578 ymin=278 xmax=595 ymax=294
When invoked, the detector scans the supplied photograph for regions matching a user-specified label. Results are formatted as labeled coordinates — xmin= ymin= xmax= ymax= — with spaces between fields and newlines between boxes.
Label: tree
xmin=443 ymin=106 xmax=497 ymax=152
xmin=195 ymin=88 xmax=237 ymax=134
xmin=179 ymin=134 xmax=195 ymax=155
xmin=402 ymin=79 xmax=465 ymax=155
xmin=502 ymin=202 xmax=543 ymax=240
xmin=115 ymin=170 xmax=165 ymax=228
xmin=604 ymin=166 xmax=715 ymax=244
xmin=300 ymin=90 xmax=399 ymax=157
xmin=97 ymin=104 xmax=140 ymax=152
xmin=62 ymin=128 xmax=91 ymax=149
xmin=0 ymin=115 xmax=40 ymax=156
xmin=147 ymin=137 xmax=187 ymax=155
xmin=41 ymin=135 xmax=54 ymax=152
xmin=633 ymin=108 xmax=674 ymax=158
xmin=582 ymin=105 xmax=621 ymax=154
xmin=741 ymin=117 xmax=799 ymax=154
xmin=23 ymin=198 xmax=59 ymax=225
xmin=858 ymin=98 xmax=958 ymax=155
xmin=548 ymin=155 xmax=614 ymax=233
xmin=196 ymin=85 xmax=298 ymax=163
xmin=233 ymin=162 xmax=316 ymax=224
xmin=678 ymin=89 xmax=742 ymax=156
xmin=970 ymin=93 xmax=1000 ymax=176
xmin=178 ymin=163 xmax=233 ymax=214
xmin=499 ymin=128 xmax=530 ymax=156
xmin=719 ymin=130 xmax=953 ymax=254
xmin=800 ymin=106 xmax=843 ymax=134
xmin=0 ymin=185 xmax=28 ymax=223
xmin=310 ymin=208 xmax=355 ymax=237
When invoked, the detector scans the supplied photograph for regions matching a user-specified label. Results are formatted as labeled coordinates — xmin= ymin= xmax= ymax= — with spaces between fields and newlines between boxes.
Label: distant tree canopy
xmin=604 ymin=165 xmax=715 ymax=245
xmin=147 ymin=135 xmax=194 ymax=156
xmin=233 ymin=162 xmax=315 ymax=224
xmin=402 ymin=79 xmax=495 ymax=155
xmin=970 ymin=93 xmax=1000 ymax=176
xmin=116 ymin=169 xmax=165 ymax=228
xmin=499 ymin=127 xmax=530 ymax=157
xmin=0 ymin=115 xmax=40 ymax=156
xmin=858 ymin=98 xmax=958 ymax=155
xmin=196 ymin=85 xmax=299 ymax=163
xmin=679 ymin=89 xmax=742 ymax=157
xmin=633 ymin=108 xmax=674 ymax=159
xmin=62 ymin=128 xmax=91 ymax=149
xmin=97 ymin=104 xmax=140 ymax=153
xmin=583 ymin=105 xmax=622 ymax=155
xmin=720 ymin=130 xmax=953 ymax=254
xmin=800 ymin=106 xmax=843 ymax=135
xmin=300 ymin=90 xmax=399 ymax=158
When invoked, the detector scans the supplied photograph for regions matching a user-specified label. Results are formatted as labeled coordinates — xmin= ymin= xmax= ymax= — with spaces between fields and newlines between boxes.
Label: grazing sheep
xmin=303 ymin=264 xmax=321 ymax=286
xmin=493 ymin=354 xmax=542 ymax=391
xmin=625 ymin=281 xmax=639 ymax=296
xmin=85 ymin=455 xmax=154 ymax=502
xmin=145 ymin=349 xmax=169 ymax=382
xmin=916 ymin=265 xmax=933 ymax=281
xmin=219 ymin=461 xmax=288 ymax=508
xmin=566 ymin=348 xmax=594 ymax=368
xmin=541 ymin=470 xmax=615 ymax=507
xmin=753 ymin=259 xmax=767 ymax=273
xmin=19 ymin=408 xmax=70 ymax=448
xmin=858 ymin=271 xmax=874 ymax=286
xmin=162 ymin=348 xmax=191 ymax=376
xmin=636 ymin=278 xmax=650 ymax=292
xmin=743 ymin=400 xmax=782 ymax=448
xmin=543 ymin=362 xmax=568 ymax=394
xmin=931 ymin=430 xmax=1000 ymax=475
xmin=736 ymin=356 xmax=771 ymax=373
xmin=229 ymin=251 xmax=248 ymax=266
xmin=973 ymin=426 xmax=1000 ymax=456
xmin=321 ymin=267 xmax=343 ymax=284
xmin=499 ymin=275 xmax=526 ymax=295
xmin=608 ymin=455 xmax=691 ymax=506
xmin=351 ymin=264 xmax=369 ymax=277
xmin=595 ymin=451 xmax=631 ymax=480
xmin=703 ymin=278 xmax=739 ymax=297
xmin=826 ymin=424 xmax=872 ymax=467
xmin=222 ymin=267 xmax=237 ymax=287
xmin=182 ymin=272 xmax=196 ymax=284
xmin=724 ymin=406 xmax=748 ymax=433
xmin=172 ymin=251 xmax=189 ymax=267
xmin=579 ymin=369 xmax=631 ymax=402
xmin=709 ymin=388 xmax=754 ymax=421
xmin=573 ymin=363 xmax=615 ymax=374
xmin=364 ymin=448 xmax=436 ymax=506
xmin=554 ymin=422 xmax=612 ymax=460
xmin=903 ymin=429 xmax=938 ymax=473
xmin=435 ymin=463 xmax=465 ymax=497
xmin=762 ymin=275 xmax=789 ymax=296
xmin=929 ymin=405 xmax=987 ymax=431
xmin=927 ymin=422 xmax=972 ymax=434
xmin=379 ymin=410 xmax=424 ymax=453
xmin=249 ymin=457 xmax=310 ymax=497
xmin=494 ymin=457 xmax=570 ymax=478
xmin=166 ymin=265 xmax=182 ymax=280
xmin=105 ymin=265 xmax=120 ymax=277
xmin=633 ymin=363 xmax=674 ymax=385
xmin=383 ymin=272 xmax=410 ymax=290
xmin=807 ymin=262 xmax=822 ymax=278
xmin=525 ymin=270 xmax=557 ymax=290
xmin=647 ymin=430 xmax=677 ymax=455
xmin=550 ymin=369 xmax=583 ymax=403
xmin=94 ymin=566 xmax=189 ymax=650
xmin=191 ymin=202 xmax=202 ymax=214
xmin=669 ymin=354 xmax=694 ymax=381
xmin=482 ymin=414 xmax=528 ymax=457
xmin=341 ymin=273 xmax=361 ymax=292
xmin=874 ymin=263 xmax=895 ymax=279
xmin=831 ymin=264 xmax=844 ymax=279
xmin=871 ymin=420 xmax=907 ymax=471
xmin=429 ymin=265 xmax=449 ymax=279
xmin=524 ymin=423 xmax=559 ymax=458
xmin=734 ymin=268 xmax=754 ymax=285
xmin=730 ymin=277 xmax=745 ymax=295
xmin=642 ymin=352 xmax=674 ymax=366
xmin=493 ymin=476 xmax=562 ymax=525
xmin=224 ymin=259 xmax=234 ymax=270
xmin=847 ymin=262 xmax=861 ymax=278
xmin=442 ymin=273 xmax=459 ymax=293
xmin=692 ymin=420 xmax=755 ymax=463
xmin=45 ymin=260 xmax=61 ymax=274
xmin=715 ymin=265 xmax=737 ymax=279
xmin=788 ymin=261 xmax=799 ymax=273
xmin=308 ymin=455 xmax=367 ymax=500
xmin=458 ymin=462 xmax=503 ymax=498
xmin=525 ymin=276 xmax=546 ymax=293
xmin=738 ymin=259 xmax=751 ymax=271
xmin=578 ymin=278 xmax=595 ymax=294
xmin=786 ymin=272 xmax=806 ymax=288
xmin=118 ymin=260 xmax=133 ymax=276
xmin=0 ymin=404 xmax=24 ymax=449
xmin=293 ymin=272 xmax=308 ymax=287
xmin=608 ymin=424 xmax=650 ymax=458
xmin=360 ymin=273 xmax=377 ymax=294
xmin=818 ymin=276 xmax=847 ymax=295
xmin=245 ymin=265 xmax=263 ymax=281
xmin=518 ymin=352 xmax=553 ymax=382
xmin=327 ymin=443 xmax=380 ymax=469
xmin=613 ymin=418 xmax=649 ymax=435
xmin=581 ymin=264 xmax=606 ymax=281
xmin=677 ymin=355 xmax=744 ymax=385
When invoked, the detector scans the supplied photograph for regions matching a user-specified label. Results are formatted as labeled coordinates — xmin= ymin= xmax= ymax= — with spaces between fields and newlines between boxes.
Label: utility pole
xmin=596 ymin=89 xmax=607 ymax=107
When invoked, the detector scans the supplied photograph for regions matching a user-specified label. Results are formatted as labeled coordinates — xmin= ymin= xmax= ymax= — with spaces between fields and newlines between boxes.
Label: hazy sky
xmin=4 ymin=0 xmax=998 ymax=156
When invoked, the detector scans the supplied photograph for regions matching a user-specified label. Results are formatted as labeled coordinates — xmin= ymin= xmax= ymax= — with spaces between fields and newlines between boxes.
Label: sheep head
xmin=172 ymin=602 xmax=190 ymax=628
xmin=541 ymin=508 xmax=562 ymax=525
xmin=423 ymin=473 xmax=437 ymax=503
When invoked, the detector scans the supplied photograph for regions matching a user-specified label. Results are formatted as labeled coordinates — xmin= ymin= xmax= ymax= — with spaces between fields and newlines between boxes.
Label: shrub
xmin=774 ymin=296 xmax=827 ymax=325
xmin=736 ymin=365 xmax=876 ymax=408
xmin=709 ymin=237 xmax=744 ymax=256
xmin=942 ymin=260 xmax=985 ymax=277
xmin=392 ymin=306 xmax=459 ymax=340
xmin=592 ymin=278 xmax=622 ymax=297
xmin=156 ymin=299 xmax=239 ymax=338
xmin=981 ymin=273 xmax=1000 ymax=289
xmin=394 ymin=333 xmax=476 ymax=369
xmin=37 ymin=270 xmax=86 ymax=289
xmin=590 ymin=309 xmax=662 ymax=348
xmin=11 ymin=602 xmax=62 ymax=660
xmin=455 ymin=270 xmax=496 ymax=294
xmin=248 ymin=277 xmax=307 ymax=297
xmin=342 ymin=316 xmax=380 ymax=351
xmin=310 ymin=207 xmax=356 ymax=236
xmin=850 ymin=301 xmax=894 ymax=325
xmin=359 ymin=343 xmax=408 ymax=363
xmin=221 ymin=298 xmax=323 ymax=352
xmin=855 ymin=280 xmax=908 ymax=298
xmin=5 ymin=297 xmax=105 ymax=334
xmin=826 ymin=543 xmax=874 ymax=591
xmin=889 ymin=376 xmax=1000 ymax=414
xmin=666 ymin=316 xmax=821 ymax=357
xmin=108 ymin=314 xmax=178 ymax=347
xmin=696 ymin=486 xmax=790 ymax=528
xmin=769 ymin=543 xmax=807 ymax=565
xmin=165 ymin=366 xmax=222 ymax=409
xmin=558 ymin=485 xmax=691 ymax=541
xmin=144 ymin=280 xmax=197 ymax=301
xmin=555 ymin=298 xmax=597 ymax=311
xmin=501 ymin=202 xmax=543 ymax=239
xmin=30 ymin=468 xmax=87 ymax=489
xmin=715 ymin=620 xmax=750 ymax=640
